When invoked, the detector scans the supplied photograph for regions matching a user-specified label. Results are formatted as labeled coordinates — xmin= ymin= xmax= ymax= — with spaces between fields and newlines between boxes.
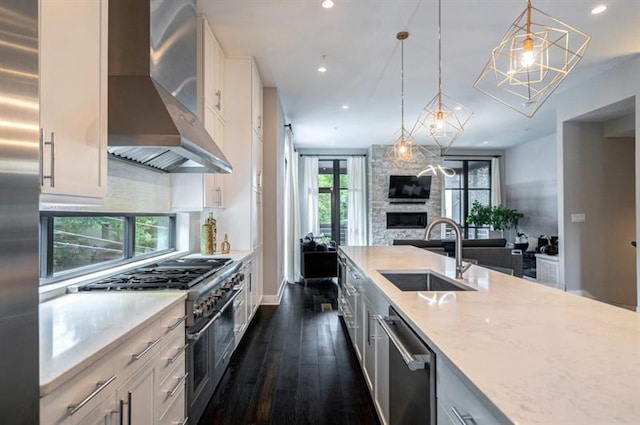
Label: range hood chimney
xmin=108 ymin=0 xmax=231 ymax=173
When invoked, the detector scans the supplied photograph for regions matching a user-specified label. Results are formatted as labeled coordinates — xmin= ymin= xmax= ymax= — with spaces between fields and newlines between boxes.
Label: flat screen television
xmin=388 ymin=175 xmax=432 ymax=201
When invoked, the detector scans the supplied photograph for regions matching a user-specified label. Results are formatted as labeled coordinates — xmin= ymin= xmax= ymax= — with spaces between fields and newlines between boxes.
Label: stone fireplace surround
xmin=368 ymin=145 xmax=443 ymax=245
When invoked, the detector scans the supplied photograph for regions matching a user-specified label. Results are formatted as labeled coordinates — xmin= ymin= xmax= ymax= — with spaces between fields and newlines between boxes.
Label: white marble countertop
xmin=39 ymin=292 xmax=185 ymax=396
xmin=340 ymin=245 xmax=640 ymax=425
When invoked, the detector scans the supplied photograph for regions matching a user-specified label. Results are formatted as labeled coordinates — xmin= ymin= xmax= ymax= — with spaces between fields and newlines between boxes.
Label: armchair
xmin=300 ymin=235 xmax=338 ymax=283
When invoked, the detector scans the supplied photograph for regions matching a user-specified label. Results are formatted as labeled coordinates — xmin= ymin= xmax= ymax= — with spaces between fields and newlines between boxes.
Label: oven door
xmin=187 ymin=315 xmax=216 ymax=423
xmin=211 ymin=297 xmax=235 ymax=386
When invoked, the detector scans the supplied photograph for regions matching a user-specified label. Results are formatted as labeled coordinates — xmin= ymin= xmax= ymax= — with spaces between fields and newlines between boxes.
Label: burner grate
xmin=79 ymin=257 xmax=234 ymax=291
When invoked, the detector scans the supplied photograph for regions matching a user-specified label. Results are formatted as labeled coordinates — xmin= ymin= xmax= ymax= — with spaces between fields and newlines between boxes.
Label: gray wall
xmin=262 ymin=87 xmax=286 ymax=302
xmin=368 ymin=145 xmax=443 ymax=245
xmin=556 ymin=54 xmax=639 ymax=311
xmin=562 ymin=122 xmax=636 ymax=307
xmin=504 ymin=134 xmax=558 ymax=237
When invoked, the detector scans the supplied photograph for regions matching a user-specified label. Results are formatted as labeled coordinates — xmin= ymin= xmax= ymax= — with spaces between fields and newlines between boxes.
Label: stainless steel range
xmin=73 ymin=256 xmax=245 ymax=424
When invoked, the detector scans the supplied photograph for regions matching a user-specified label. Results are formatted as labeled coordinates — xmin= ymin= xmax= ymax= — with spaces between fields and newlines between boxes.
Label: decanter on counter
xmin=200 ymin=213 xmax=217 ymax=255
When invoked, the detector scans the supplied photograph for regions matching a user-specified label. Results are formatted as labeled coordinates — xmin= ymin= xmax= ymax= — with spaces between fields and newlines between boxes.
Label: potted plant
xmin=466 ymin=200 xmax=493 ymax=228
xmin=466 ymin=201 xmax=524 ymax=237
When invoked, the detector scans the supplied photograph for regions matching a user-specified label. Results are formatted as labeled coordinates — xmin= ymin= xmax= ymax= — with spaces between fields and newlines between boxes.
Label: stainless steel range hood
xmin=108 ymin=0 xmax=231 ymax=173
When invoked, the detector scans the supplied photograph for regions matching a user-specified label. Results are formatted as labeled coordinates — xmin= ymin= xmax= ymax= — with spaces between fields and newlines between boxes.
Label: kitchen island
xmin=340 ymin=245 xmax=640 ymax=425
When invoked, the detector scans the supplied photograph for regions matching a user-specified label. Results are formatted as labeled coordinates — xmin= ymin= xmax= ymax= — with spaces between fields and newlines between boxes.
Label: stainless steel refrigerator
xmin=0 ymin=0 xmax=40 ymax=423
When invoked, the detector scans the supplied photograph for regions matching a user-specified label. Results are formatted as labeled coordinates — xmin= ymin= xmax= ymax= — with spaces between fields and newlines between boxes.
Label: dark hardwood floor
xmin=197 ymin=279 xmax=379 ymax=425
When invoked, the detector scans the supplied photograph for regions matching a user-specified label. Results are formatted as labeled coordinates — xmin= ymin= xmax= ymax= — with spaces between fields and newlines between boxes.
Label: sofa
xmin=300 ymin=234 xmax=338 ymax=282
xmin=393 ymin=238 xmax=523 ymax=277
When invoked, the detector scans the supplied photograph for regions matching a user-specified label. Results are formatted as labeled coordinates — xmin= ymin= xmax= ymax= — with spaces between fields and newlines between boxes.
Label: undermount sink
xmin=379 ymin=270 xmax=476 ymax=292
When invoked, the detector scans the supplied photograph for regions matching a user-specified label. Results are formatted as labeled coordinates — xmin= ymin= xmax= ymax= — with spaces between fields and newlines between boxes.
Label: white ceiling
xmin=198 ymin=0 xmax=640 ymax=150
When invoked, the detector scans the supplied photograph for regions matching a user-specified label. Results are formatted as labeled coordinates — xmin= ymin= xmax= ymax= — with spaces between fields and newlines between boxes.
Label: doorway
xmin=562 ymin=97 xmax=636 ymax=309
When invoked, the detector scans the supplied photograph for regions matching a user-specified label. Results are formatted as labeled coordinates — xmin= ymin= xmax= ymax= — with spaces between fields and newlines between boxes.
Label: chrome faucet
xmin=425 ymin=217 xmax=471 ymax=279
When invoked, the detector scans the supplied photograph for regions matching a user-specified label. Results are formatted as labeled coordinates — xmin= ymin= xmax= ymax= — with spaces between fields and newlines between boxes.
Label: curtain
xmin=283 ymin=128 xmax=301 ymax=283
xmin=347 ymin=156 xmax=368 ymax=245
xmin=302 ymin=156 xmax=319 ymax=235
xmin=491 ymin=157 xmax=502 ymax=207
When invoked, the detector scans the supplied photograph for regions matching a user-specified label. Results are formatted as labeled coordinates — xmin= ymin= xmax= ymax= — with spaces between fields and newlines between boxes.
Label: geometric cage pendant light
xmin=411 ymin=0 xmax=473 ymax=153
xmin=386 ymin=31 xmax=431 ymax=168
xmin=473 ymin=0 xmax=591 ymax=118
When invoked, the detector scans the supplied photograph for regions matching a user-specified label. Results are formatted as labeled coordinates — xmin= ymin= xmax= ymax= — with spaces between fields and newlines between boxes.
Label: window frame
xmin=39 ymin=211 xmax=176 ymax=283
xmin=443 ymin=159 xmax=493 ymax=239
xmin=317 ymin=159 xmax=348 ymax=245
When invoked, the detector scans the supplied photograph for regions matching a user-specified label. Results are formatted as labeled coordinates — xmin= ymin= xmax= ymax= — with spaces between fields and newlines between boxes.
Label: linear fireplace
xmin=386 ymin=212 xmax=428 ymax=229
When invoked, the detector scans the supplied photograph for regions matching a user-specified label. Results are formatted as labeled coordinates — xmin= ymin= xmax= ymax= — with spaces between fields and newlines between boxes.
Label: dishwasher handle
xmin=377 ymin=316 xmax=431 ymax=371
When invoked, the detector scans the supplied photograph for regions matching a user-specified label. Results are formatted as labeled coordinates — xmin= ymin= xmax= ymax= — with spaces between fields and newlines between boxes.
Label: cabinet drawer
xmin=158 ymin=356 xmax=188 ymax=420
xmin=117 ymin=318 xmax=164 ymax=374
xmin=159 ymin=382 xmax=186 ymax=425
xmin=157 ymin=330 xmax=187 ymax=385
xmin=41 ymin=353 xmax=122 ymax=425
xmin=437 ymin=358 xmax=504 ymax=425
xmin=161 ymin=302 xmax=187 ymax=337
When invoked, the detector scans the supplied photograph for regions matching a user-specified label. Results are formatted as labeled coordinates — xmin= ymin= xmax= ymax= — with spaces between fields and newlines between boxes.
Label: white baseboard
xmin=567 ymin=289 xmax=596 ymax=299
xmin=568 ymin=289 xmax=638 ymax=312
xmin=261 ymin=279 xmax=287 ymax=305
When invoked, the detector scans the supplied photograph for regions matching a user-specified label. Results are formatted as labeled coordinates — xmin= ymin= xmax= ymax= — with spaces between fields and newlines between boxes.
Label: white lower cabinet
xmin=116 ymin=364 xmax=155 ymax=425
xmin=340 ymin=256 xmax=389 ymax=425
xmin=41 ymin=302 xmax=187 ymax=425
xmin=436 ymin=357 xmax=504 ymax=425
xmin=373 ymin=318 xmax=389 ymax=425
xmin=76 ymin=395 xmax=118 ymax=425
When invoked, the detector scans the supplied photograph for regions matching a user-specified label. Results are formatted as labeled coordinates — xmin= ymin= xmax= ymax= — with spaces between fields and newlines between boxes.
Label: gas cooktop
xmin=78 ymin=257 xmax=233 ymax=291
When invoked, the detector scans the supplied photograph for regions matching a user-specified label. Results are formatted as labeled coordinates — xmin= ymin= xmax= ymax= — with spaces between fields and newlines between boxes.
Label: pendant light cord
xmin=437 ymin=0 xmax=442 ymax=109
xmin=401 ymin=35 xmax=405 ymax=137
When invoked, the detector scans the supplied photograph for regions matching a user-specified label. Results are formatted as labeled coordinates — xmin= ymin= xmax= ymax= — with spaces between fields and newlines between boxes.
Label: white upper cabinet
xmin=199 ymin=15 xmax=225 ymax=119
xmin=173 ymin=14 xmax=227 ymax=212
xmin=251 ymin=60 xmax=263 ymax=139
xmin=219 ymin=57 xmax=263 ymax=251
xmin=39 ymin=0 xmax=108 ymax=203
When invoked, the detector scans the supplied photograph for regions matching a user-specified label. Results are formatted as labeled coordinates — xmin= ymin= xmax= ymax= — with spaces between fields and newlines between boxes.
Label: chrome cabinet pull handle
xmin=216 ymin=186 xmax=222 ymax=207
xmin=168 ymin=344 xmax=188 ymax=364
xmin=132 ymin=336 xmax=162 ymax=361
xmin=169 ymin=373 xmax=189 ymax=397
xmin=39 ymin=128 xmax=44 ymax=186
xmin=451 ymin=406 xmax=477 ymax=425
xmin=215 ymin=90 xmax=221 ymax=110
xmin=168 ymin=315 xmax=187 ymax=331
xmin=49 ymin=132 xmax=55 ymax=187
xmin=41 ymin=130 xmax=55 ymax=187
xmin=377 ymin=316 xmax=430 ymax=371
xmin=67 ymin=374 xmax=117 ymax=415
xmin=173 ymin=417 xmax=189 ymax=425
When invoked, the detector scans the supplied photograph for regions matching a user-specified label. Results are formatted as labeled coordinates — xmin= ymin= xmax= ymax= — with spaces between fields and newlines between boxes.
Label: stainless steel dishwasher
xmin=378 ymin=306 xmax=436 ymax=425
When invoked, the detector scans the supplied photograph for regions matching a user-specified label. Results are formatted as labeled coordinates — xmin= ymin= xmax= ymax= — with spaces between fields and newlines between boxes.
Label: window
xmin=318 ymin=159 xmax=348 ymax=244
xmin=443 ymin=160 xmax=492 ymax=239
xmin=40 ymin=213 xmax=175 ymax=282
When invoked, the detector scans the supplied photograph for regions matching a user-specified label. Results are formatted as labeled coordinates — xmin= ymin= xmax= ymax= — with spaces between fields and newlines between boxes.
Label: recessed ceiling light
xmin=321 ymin=0 xmax=334 ymax=9
xmin=342 ymin=105 xmax=349 ymax=109
xmin=454 ymin=106 xmax=462 ymax=111
xmin=482 ymin=141 xmax=489 ymax=145
xmin=317 ymin=65 xmax=327 ymax=73
xmin=591 ymin=5 xmax=607 ymax=14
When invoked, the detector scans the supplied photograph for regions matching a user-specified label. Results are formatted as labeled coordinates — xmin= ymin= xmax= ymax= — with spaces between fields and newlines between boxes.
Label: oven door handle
xmin=187 ymin=289 xmax=243 ymax=341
